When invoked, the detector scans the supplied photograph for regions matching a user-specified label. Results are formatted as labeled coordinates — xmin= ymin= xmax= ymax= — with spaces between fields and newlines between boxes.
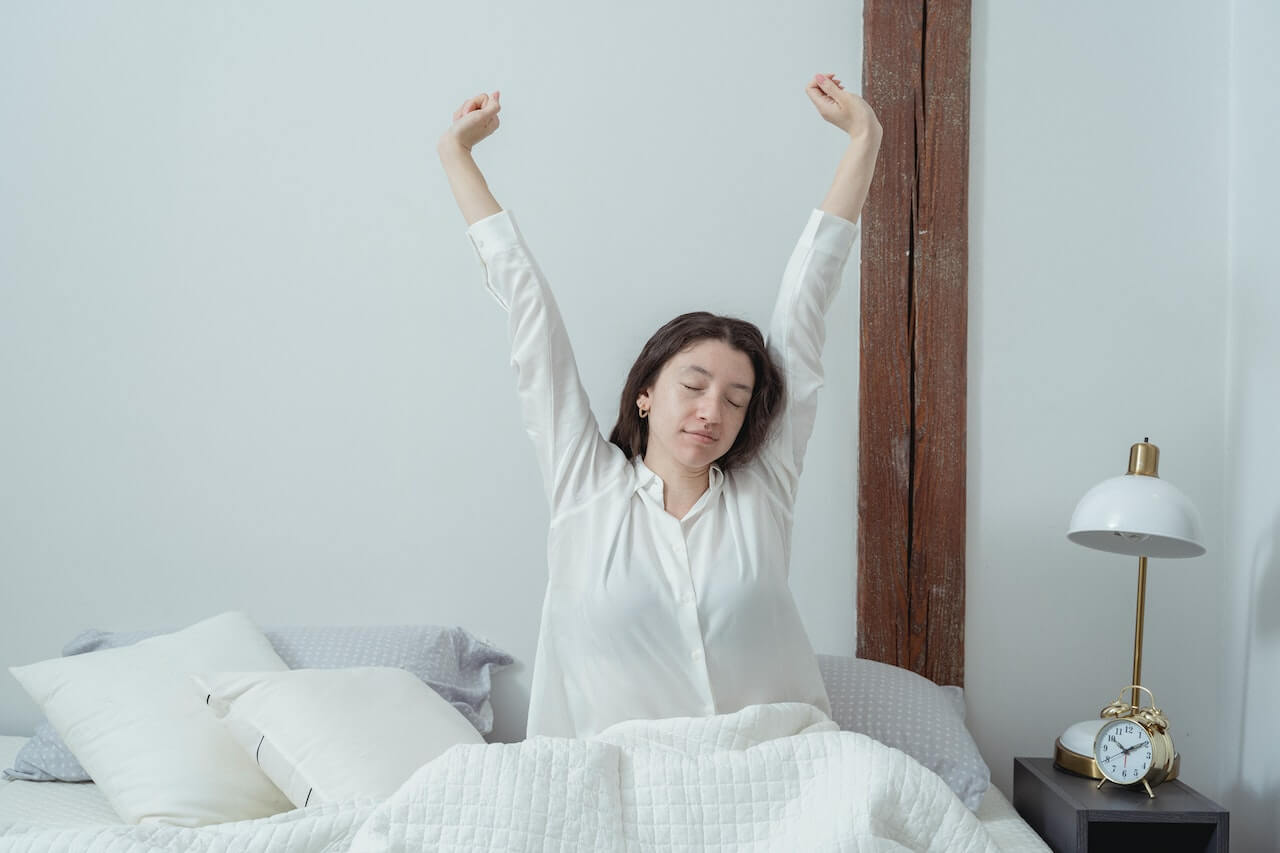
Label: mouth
xmin=684 ymin=431 xmax=717 ymax=444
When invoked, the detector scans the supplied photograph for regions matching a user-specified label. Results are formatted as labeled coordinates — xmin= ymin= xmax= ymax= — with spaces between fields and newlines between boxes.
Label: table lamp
xmin=1052 ymin=438 xmax=1205 ymax=781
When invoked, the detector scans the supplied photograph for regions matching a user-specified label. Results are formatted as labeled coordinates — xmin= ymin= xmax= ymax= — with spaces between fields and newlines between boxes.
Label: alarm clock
xmin=1092 ymin=685 xmax=1178 ymax=798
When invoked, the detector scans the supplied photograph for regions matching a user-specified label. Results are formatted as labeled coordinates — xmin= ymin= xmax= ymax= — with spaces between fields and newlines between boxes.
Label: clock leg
xmin=1142 ymin=779 xmax=1154 ymax=799
xmin=1096 ymin=779 xmax=1107 ymax=791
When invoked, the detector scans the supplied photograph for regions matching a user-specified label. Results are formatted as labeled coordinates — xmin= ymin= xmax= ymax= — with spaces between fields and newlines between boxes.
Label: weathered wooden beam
xmin=857 ymin=0 xmax=970 ymax=687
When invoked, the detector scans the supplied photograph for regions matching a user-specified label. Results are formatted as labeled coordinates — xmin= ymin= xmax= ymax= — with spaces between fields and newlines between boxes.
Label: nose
xmin=697 ymin=398 xmax=723 ymax=425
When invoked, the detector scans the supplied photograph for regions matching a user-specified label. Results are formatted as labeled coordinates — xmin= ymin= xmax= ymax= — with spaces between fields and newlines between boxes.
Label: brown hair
xmin=608 ymin=312 xmax=784 ymax=473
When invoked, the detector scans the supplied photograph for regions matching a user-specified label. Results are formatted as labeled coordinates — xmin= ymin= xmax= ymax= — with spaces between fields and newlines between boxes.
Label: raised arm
xmin=756 ymin=75 xmax=882 ymax=505
xmin=438 ymin=90 xmax=504 ymax=225
xmin=807 ymin=73 xmax=882 ymax=221
xmin=437 ymin=91 xmax=627 ymax=514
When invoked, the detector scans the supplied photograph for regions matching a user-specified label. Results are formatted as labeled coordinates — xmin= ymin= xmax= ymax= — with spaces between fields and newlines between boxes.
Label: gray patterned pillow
xmin=817 ymin=654 xmax=990 ymax=811
xmin=5 ymin=624 xmax=512 ymax=783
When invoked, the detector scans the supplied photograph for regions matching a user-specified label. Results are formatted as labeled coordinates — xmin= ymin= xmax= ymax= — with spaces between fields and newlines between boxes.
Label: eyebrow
xmin=683 ymin=365 xmax=753 ymax=394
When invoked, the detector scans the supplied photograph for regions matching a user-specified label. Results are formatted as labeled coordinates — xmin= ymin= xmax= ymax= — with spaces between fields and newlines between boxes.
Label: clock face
xmin=1095 ymin=718 xmax=1154 ymax=784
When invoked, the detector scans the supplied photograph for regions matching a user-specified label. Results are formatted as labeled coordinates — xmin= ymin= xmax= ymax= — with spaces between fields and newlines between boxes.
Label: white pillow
xmin=9 ymin=611 xmax=294 ymax=826
xmin=193 ymin=666 xmax=485 ymax=807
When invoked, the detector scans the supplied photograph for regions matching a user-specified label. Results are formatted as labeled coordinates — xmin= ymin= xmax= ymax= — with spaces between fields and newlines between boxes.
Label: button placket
xmin=676 ymin=519 xmax=709 ymax=706
xmin=688 ymin=643 xmax=714 ymax=714
xmin=650 ymin=487 xmax=711 ymax=708
xmin=667 ymin=525 xmax=698 ymax=612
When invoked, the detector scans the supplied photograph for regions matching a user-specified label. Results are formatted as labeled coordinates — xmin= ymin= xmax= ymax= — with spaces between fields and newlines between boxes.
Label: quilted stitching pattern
xmin=0 ymin=704 xmax=998 ymax=852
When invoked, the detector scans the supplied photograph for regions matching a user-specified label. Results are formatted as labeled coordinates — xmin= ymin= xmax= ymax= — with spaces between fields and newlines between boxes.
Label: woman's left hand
xmin=805 ymin=73 xmax=881 ymax=140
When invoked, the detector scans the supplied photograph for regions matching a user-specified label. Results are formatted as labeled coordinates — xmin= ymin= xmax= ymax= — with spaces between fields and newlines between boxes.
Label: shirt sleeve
xmin=466 ymin=209 xmax=628 ymax=515
xmin=755 ymin=208 xmax=861 ymax=506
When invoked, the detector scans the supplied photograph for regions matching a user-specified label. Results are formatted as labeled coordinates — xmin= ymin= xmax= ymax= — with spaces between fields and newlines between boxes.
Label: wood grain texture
xmin=857 ymin=0 xmax=918 ymax=675
xmin=858 ymin=0 xmax=970 ymax=686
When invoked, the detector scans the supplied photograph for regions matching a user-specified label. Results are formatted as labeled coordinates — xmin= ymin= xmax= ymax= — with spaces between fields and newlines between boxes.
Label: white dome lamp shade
xmin=1053 ymin=439 xmax=1205 ymax=781
xmin=1067 ymin=443 xmax=1205 ymax=559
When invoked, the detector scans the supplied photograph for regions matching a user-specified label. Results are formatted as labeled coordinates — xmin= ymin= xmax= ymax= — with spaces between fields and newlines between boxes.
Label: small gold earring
xmin=638 ymin=406 xmax=648 ymax=419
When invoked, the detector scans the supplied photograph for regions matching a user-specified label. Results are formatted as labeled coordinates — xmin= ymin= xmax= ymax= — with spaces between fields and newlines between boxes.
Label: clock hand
xmin=1124 ymin=738 xmax=1150 ymax=756
xmin=1102 ymin=738 xmax=1141 ymax=760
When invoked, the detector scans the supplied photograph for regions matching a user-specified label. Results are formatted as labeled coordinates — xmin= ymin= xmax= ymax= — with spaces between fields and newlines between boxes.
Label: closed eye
xmin=682 ymin=383 xmax=746 ymax=409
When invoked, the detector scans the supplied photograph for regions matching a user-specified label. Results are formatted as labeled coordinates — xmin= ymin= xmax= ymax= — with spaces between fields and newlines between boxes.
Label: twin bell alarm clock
xmin=1054 ymin=684 xmax=1179 ymax=798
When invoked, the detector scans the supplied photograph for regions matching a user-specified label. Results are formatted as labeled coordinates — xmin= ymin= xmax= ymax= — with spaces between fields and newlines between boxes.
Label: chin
xmin=680 ymin=447 xmax=723 ymax=469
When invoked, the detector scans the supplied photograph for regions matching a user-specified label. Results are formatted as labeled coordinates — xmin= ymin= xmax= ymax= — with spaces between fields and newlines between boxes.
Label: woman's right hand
xmin=805 ymin=73 xmax=880 ymax=141
xmin=440 ymin=90 xmax=501 ymax=153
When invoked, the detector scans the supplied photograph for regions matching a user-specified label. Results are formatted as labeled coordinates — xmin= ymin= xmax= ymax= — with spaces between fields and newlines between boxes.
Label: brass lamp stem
xmin=1127 ymin=440 xmax=1157 ymax=708
xmin=1132 ymin=555 xmax=1148 ymax=706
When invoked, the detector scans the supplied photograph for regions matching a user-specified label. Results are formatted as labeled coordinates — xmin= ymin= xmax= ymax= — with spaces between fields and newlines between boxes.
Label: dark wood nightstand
xmin=1012 ymin=758 xmax=1228 ymax=852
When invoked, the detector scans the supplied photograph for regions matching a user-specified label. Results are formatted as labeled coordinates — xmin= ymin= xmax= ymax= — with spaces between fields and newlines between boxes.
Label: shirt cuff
xmin=806 ymin=208 xmax=861 ymax=260
xmin=465 ymin=208 xmax=524 ymax=266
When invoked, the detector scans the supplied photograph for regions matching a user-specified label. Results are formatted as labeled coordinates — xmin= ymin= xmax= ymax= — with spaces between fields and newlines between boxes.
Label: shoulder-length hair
xmin=607 ymin=312 xmax=784 ymax=473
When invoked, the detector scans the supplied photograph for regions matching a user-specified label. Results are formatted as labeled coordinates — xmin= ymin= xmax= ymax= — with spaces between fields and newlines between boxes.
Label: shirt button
xmin=679 ymin=592 xmax=693 ymax=605
xmin=691 ymin=648 xmax=704 ymax=662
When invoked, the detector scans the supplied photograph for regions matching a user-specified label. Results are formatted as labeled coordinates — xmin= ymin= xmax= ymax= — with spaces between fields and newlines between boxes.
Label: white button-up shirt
xmin=466 ymin=207 xmax=859 ymax=739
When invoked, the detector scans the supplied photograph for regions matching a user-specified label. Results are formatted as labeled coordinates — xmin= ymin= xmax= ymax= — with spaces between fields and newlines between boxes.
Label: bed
xmin=0 ymin=615 xmax=1049 ymax=851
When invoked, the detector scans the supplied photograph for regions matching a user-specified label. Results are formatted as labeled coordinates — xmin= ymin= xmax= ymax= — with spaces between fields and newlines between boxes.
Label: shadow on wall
xmin=1223 ymin=506 xmax=1280 ymax=850
xmin=487 ymin=660 xmax=530 ymax=744
xmin=1252 ymin=509 xmax=1280 ymax=641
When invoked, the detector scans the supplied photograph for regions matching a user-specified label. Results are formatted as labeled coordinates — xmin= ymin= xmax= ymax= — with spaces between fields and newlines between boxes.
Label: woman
xmin=438 ymin=73 xmax=881 ymax=739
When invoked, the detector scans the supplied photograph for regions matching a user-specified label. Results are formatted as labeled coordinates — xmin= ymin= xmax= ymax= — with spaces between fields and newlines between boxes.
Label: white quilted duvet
xmin=0 ymin=703 xmax=998 ymax=852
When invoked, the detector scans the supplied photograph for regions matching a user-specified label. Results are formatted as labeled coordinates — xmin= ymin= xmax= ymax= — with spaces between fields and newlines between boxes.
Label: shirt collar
xmin=632 ymin=456 xmax=724 ymax=501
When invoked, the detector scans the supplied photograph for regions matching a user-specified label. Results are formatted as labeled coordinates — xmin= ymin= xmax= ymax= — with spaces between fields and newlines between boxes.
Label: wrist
xmin=849 ymin=121 xmax=880 ymax=147
xmin=847 ymin=123 xmax=882 ymax=145
xmin=437 ymin=136 xmax=473 ymax=159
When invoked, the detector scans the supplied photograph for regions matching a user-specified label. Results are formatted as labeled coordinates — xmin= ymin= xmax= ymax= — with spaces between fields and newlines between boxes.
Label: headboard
xmin=856 ymin=0 xmax=971 ymax=688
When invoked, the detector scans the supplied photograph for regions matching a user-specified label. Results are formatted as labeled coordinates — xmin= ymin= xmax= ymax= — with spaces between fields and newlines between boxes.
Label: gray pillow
xmin=817 ymin=654 xmax=990 ymax=811
xmin=5 ymin=624 xmax=513 ymax=783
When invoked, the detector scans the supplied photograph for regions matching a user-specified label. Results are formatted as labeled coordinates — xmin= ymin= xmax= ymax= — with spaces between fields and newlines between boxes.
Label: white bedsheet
xmin=973 ymin=785 xmax=1049 ymax=852
xmin=1 ymin=708 xmax=1050 ymax=852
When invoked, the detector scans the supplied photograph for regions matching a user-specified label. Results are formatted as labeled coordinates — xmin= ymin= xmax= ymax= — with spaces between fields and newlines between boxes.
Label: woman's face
xmin=637 ymin=338 xmax=755 ymax=473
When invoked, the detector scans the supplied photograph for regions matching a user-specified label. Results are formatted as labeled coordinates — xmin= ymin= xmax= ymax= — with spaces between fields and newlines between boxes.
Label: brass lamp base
xmin=1054 ymin=737 xmax=1103 ymax=779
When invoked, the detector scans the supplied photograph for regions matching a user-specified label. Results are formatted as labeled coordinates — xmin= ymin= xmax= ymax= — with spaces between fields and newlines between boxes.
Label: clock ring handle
xmin=1100 ymin=698 xmax=1133 ymax=719
xmin=1100 ymin=684 xmax=1169 ymax=732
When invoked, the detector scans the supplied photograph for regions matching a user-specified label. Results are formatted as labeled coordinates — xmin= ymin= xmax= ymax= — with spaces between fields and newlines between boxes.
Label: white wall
xmin=1219 ymin=1 xmax=1280 ymax=847
xmin=0 ymin=2 xmax=864 ymax=742
xmin=967 ymin=0 xmax=1230 ymax=800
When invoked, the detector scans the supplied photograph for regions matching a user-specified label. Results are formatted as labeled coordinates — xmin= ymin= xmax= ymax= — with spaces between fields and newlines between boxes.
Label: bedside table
xmin=1012 ymin=758 xmax=1228 ymax=852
